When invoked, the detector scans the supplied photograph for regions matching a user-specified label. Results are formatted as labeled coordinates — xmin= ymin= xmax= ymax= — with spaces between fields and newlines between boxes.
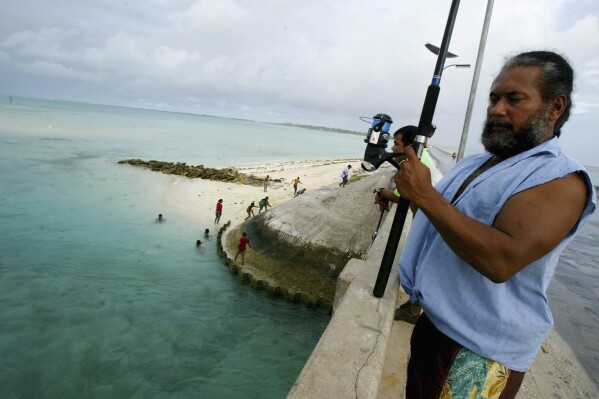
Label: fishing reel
xmin=361 ymin=113 xmax=403 ymax=171
xmin=364 ymin=113 xmax=393 ymax=147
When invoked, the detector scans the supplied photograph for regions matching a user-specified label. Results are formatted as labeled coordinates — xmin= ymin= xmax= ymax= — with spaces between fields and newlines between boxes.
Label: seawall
xmin=287 ymin=202 xmax=409 ymax=398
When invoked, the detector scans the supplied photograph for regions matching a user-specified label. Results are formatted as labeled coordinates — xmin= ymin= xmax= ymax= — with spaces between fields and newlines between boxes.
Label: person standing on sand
xmin=339 ymin=165 xmax=351 ymax=187
xmin=263 ymin=175 xmax=270 ymax=192
xmin=395 ymin=51 xmax=595 ymax=398
xmin=292 ymin=177 xmax=302 ymax=195
xmin=234 ymin=232 xmax=251 ymax=265
xmin=258 ymin=197 xmax=271 ymax=213
xmin=245 ymin=201 xmax=258 ymax=221
xmin=214 ymin=199 xmax=223 ymax=224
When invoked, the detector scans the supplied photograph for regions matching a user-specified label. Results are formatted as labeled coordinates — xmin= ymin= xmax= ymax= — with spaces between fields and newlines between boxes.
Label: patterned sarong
xmin=406 ymin=314 xmax=525 ymax=399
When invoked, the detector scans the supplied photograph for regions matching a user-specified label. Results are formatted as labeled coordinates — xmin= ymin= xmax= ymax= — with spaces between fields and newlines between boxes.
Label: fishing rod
xmin=371 ymin=175 xmax=397 ymax=243
xmin=360 ymin=0 xmax=462 ymax=298
xmin=372 ymin=210 xmax=386 ymax=242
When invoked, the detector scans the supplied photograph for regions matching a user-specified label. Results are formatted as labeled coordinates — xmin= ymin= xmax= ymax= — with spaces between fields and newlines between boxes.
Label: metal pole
xmin=456 ymin=0 xmax=494 ymax=161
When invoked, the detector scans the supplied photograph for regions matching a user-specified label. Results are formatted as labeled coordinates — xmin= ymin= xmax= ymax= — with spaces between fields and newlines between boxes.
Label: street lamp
xmin=443 ymin=64 xmax=471 ymax=71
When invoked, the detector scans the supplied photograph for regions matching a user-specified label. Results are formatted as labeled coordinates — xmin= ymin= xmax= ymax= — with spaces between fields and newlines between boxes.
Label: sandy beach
xmin=161 ymin=158 xmax=376 ymax=228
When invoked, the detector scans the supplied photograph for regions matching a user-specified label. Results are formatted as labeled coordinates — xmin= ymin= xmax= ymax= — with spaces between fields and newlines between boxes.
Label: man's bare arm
xmin=396 ymin=146 xmax=588 ymax=283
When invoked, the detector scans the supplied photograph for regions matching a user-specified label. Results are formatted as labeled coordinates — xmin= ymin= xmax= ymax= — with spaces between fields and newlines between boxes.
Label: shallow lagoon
xmin=0 ymin=98 xmax=357 ymax=398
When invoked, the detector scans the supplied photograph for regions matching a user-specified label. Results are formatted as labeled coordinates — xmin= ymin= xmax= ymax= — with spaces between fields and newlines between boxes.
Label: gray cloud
xmin=1 ymin=0 xmax=598 ymax=165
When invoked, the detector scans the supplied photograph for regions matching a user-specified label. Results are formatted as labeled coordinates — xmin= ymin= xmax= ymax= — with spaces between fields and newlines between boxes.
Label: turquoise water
xmin=0 ymin=97 xmax=368 ymax=398
xmin=1 ymin=97 xmax=365 ymax=167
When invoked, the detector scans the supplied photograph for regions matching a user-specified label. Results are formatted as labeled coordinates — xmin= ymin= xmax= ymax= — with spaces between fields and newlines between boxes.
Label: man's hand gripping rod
xmin=362 ymin=0 xmax=461 ymax=298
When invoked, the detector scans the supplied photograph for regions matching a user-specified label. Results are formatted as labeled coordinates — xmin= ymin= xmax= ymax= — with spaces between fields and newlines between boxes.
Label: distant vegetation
xmin=117 ymin=159 xmax=268 ymax=186
xmin=271 ymin=122 xmax=363 ymax=136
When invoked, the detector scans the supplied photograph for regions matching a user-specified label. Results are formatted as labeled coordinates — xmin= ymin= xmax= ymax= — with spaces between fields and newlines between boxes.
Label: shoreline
xmin=157 ymin=158 xmax=368 ymax=228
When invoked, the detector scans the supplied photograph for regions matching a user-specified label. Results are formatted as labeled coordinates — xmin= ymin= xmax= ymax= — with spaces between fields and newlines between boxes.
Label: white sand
xmin=159 ymin=158 xmax=369 ymax=228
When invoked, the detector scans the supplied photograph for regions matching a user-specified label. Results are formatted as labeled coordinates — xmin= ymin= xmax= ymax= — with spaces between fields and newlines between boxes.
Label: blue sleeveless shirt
xmin=399 ymin=138 xmax=596 ymax=371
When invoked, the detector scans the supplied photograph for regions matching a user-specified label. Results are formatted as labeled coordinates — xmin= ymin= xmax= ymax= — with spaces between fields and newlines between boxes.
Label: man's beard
xmin=481 ymin=107 xmax=549 ymax=159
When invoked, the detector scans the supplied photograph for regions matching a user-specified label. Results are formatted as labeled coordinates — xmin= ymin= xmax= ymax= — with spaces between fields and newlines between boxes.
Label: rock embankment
xmin=118 ymin=159 xmax=278 ymax=186
xmin=223 ymin=172 xmax=395 ymax=309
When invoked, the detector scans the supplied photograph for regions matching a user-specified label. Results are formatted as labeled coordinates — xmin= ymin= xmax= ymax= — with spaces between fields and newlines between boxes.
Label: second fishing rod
xmin=359 ymin=0 xmax=462 ymax=298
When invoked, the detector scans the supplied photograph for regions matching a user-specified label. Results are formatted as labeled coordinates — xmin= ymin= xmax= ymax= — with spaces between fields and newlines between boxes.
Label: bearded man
xmin=395 ymin=51 xmax=596 ymax=398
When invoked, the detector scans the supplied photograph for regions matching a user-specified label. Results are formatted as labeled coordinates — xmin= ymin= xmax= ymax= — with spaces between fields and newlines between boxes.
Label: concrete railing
xmin=287 ymin=208 xmax=412 ymax=398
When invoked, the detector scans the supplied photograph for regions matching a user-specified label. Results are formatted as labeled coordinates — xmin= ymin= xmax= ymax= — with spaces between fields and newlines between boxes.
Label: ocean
xmin=0 ymin=96 xmax=597 ymax=398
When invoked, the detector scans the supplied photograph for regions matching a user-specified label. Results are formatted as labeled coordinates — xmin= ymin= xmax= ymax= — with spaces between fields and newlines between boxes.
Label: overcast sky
xmin=1 ymin=0 xmax=598 ymax=165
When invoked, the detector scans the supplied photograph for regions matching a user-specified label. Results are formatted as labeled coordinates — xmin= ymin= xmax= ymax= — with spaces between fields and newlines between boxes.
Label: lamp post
xmin=456 ymin=0 xmax=495 ymax=161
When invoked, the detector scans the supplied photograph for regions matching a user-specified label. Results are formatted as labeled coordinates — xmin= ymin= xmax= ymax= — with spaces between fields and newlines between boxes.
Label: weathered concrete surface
xmin=520 ymin=329 xmax=598 ymax=398
xmin=287 ymin=207 xmax=411 ymax=398
xmin=224 ymin=172 xmax=395 ymax=308
xmin=377 ymin=321 xmax=599 ymax=398
xmin=376 ymin=290 xmax=412 ymax=399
